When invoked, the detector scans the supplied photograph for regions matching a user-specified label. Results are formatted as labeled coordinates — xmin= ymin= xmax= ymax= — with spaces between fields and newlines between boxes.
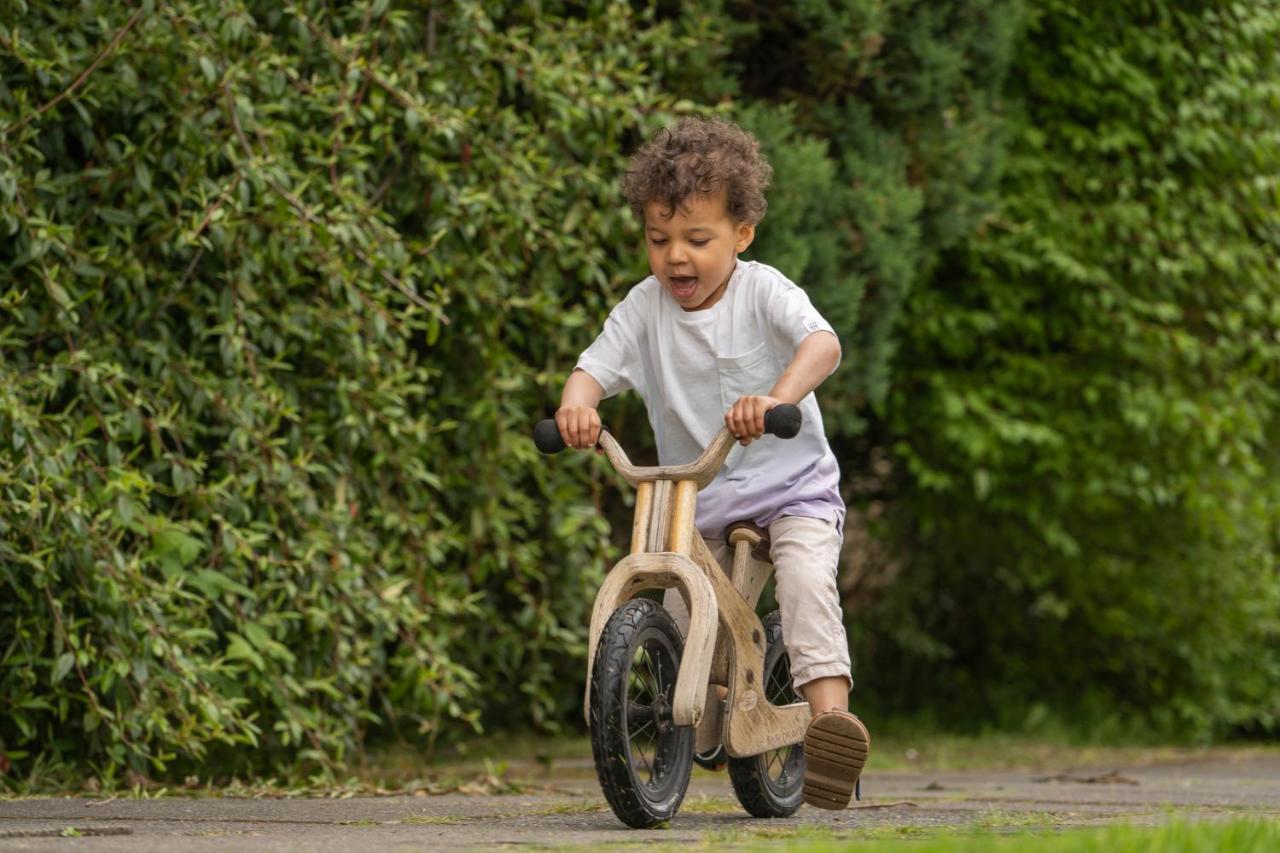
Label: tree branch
xmin=3 ymin=6 xmax=146 ymax=137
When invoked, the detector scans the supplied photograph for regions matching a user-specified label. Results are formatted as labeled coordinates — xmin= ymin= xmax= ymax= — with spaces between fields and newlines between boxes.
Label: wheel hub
xmin=652 ymin=692 xmax=673 ymax=734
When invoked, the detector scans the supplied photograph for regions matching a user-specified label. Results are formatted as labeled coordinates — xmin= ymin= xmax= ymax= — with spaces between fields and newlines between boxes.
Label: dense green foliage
xmin=1 ymin=0 xmax=1276 ymax=784
xmin=658 ymin=0 xmax=1021 ymax=431
xmin=870 ymin=1 xmax=1280 ymax=733
xmin=0 ymin=0 xmax=692 ymax=780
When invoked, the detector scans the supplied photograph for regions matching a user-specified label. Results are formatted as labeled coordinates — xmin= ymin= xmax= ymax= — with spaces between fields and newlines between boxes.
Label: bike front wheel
xmin=590 ymin=598 xmax=694 ymax=828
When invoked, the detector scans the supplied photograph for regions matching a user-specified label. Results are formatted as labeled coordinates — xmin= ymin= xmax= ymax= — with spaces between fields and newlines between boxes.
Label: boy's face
xmin=643 ymin=192 xmax=755 ymax=312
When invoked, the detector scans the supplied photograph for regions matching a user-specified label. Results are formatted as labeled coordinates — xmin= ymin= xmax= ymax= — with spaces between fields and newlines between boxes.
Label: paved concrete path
xmin=2 ymin=752 xmax=1277 ymax=850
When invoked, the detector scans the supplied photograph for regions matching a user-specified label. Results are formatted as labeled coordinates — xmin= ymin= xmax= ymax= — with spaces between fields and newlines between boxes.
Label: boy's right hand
xmin=555 ymin=405 xmax=602 ymax=450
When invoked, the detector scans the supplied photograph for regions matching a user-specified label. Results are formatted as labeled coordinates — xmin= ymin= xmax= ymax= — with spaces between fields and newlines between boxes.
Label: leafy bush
xmin=0 ymin=0 xmax=697 ymax=781
xmin=2 ymin=0 xmax=1276 ymax=785
xmin=871 ymin=0 xmax=1280 ymax=736
xmin=692 ymin=0 xmax=1023 ymax=430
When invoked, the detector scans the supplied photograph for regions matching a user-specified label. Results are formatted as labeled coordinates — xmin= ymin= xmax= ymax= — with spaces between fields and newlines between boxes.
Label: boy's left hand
xmin=726 ymin=395 xmax=785 ymax=446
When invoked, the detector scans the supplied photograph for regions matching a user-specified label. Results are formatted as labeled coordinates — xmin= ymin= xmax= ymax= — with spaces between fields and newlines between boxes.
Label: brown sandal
xmin=802 ymin=710 xmax=870 ymax=809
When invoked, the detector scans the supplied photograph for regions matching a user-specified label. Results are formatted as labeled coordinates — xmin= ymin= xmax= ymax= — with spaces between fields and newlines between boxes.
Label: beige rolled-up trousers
xmin=662 ymin=515 xmax=852 ymax=691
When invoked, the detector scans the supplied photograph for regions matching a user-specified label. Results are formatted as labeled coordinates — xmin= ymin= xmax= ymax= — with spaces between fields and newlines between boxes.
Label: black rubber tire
xmin=590 ymin=598 xmax=694 ymax=828
xmin=727 ymin=610 xmax=806 ymax=817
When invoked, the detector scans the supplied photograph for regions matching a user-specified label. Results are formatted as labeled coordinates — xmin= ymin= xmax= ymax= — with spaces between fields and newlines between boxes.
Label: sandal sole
xmin=802 ymin=711 xmax=870 ymax=810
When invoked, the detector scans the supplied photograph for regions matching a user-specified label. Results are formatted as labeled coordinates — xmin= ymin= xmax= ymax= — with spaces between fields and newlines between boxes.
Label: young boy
xmin=555 ymin=116 xmax=869 ymax=810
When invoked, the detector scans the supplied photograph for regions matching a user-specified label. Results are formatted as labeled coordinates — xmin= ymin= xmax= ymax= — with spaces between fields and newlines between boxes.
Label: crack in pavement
xmin=0 ymin=826 xmax=133 ymax=839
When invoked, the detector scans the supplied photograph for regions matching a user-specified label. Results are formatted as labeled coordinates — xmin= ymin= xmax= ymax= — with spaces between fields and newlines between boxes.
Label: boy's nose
xmin=667 ymin=242 xmax=688 ymax=263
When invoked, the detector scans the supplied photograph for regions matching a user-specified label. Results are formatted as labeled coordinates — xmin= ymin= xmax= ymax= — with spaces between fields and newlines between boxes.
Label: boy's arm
xmin=725 ymin=331 xmax=841 ymax=445
xmin=557 ymin=368 xmax=605 ymax=449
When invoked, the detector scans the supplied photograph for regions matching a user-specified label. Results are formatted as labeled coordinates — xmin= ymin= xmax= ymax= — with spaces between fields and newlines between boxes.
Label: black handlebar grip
xmin=533 ymin=419 xmax=567 ymax=454
xmin=763 ymin=404 xmax=802 ymax=439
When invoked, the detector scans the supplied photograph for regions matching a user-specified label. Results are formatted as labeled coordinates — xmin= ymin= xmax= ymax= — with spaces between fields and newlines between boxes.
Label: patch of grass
xmin=418 ymin=727 xmax=1280 ymax=780
xmin=213 ymin=759 xmax=540 ymax=799
xmin=0 ymin=756 xmax=553 ymax=800
xmin=706 ymin=823 xmax=842 ymax=845
xmin=403 ymin=814 xmax=466 ymax=826
xmin=364 ymin=733 xmax=593 ymax=782
xmin=863 ymin=727 xmax=1280 ymax=773
xmin=491 ymin=800 xmax=607 ymax=818
xmin=845 ymin=824 xmax=944 ymax=841
xmin=792 ymin=819 xmax=1280 ymax=852
xmin=662 ymin=819 xmax=1280 ymax=852
xmin=350 ymin=738 xmax=597 ymax=794
xmin=703 ymin=812 xmax=1053 ymax=847
xmin=679 ymin=794 xmax=741 ymax=815
xmin=970 ymin=808 xmax=1060 ymax=830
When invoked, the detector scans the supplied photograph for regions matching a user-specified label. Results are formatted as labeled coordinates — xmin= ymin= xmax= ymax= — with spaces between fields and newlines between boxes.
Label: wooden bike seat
xmin=726 ymin=521 xmax=770 ymax=560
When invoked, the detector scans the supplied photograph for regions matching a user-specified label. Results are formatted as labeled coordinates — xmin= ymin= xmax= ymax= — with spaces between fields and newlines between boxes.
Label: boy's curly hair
xmin=622 ymin=116 xmax=772 ymax=225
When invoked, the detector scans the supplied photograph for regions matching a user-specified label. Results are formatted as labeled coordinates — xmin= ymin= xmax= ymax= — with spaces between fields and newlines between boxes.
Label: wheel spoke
xmin=648 ymin=650 xmax=667 ymax=702
xmin=628 ymin=648 xmax=659 ymax=785
xmin=634 ymin=651 xmax=658 ymax=698
xmin=767 ymin=659 xmax=793 ymax=705
xmin=633 ymin=733 xmax=653 ymax=780
xmin=630 ymin=673 xmax=655 ymax=707
xmin=629 ymin=717 xmax=655 ymax=741
xmin=649 ymin=645 xmax=667 ymax=698
xmin=641 ymin=732 xmax=659 ymax=782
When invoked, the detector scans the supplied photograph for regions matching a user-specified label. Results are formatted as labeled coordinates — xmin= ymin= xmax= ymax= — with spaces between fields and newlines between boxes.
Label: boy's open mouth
xmin=669 ymin=275 xmax=698 ymax=298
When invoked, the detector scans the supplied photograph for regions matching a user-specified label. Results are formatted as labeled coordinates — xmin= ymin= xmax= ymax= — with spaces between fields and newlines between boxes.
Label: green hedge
xmin=2 ymin=0 xmax=1277 ymax=784
xmin=0 ymin=0 xmax=696 ymax=781
xmin=871 ymin=0 xmax=1280 ymax=734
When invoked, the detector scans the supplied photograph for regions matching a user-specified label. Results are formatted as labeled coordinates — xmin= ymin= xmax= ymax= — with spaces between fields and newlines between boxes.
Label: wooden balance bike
xmin=534 ymin=405 xmax=811 ymax=828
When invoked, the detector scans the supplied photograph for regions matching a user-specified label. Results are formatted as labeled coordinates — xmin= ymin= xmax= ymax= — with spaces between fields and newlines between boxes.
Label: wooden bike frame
xmin=583 ymin=429 xmax=811 ymax=758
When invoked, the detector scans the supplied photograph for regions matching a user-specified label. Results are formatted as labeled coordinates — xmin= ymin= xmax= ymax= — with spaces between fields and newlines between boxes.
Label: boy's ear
xmin=734 ymin=221 xmax=756 ymax=254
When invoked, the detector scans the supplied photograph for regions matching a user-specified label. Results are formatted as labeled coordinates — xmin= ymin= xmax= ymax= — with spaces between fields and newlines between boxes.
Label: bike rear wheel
xmin=728 ymin=610 xmax=806 ymax=817
xmin=590 ymin=598 xmax=694 ymax=828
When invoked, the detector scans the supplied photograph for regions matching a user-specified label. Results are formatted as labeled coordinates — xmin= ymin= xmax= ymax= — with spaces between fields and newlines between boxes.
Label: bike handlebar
xmin=533 ymin=403 xmax=803 ymax=456
xmin=764 ymin=403 xmax=802 ymax=440
xmin=533 ymin=418 xmax=569 ymax=454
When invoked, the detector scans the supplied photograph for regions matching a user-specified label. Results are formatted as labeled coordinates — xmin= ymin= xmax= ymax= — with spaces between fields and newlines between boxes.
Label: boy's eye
xmin=649 ymin=237 xmax=668 ymax=246
xmin=690 ymin=239 xmax=710 ymax=247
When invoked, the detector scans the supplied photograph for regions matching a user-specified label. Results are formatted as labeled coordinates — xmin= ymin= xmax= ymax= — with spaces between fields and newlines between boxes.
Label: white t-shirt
xmin=576 ymin=260 xmax=845 ymax=538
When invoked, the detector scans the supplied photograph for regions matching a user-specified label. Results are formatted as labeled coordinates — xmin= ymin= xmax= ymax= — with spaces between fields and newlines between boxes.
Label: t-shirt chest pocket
xmin=717 ymin=343 xmax=775 ymax=410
